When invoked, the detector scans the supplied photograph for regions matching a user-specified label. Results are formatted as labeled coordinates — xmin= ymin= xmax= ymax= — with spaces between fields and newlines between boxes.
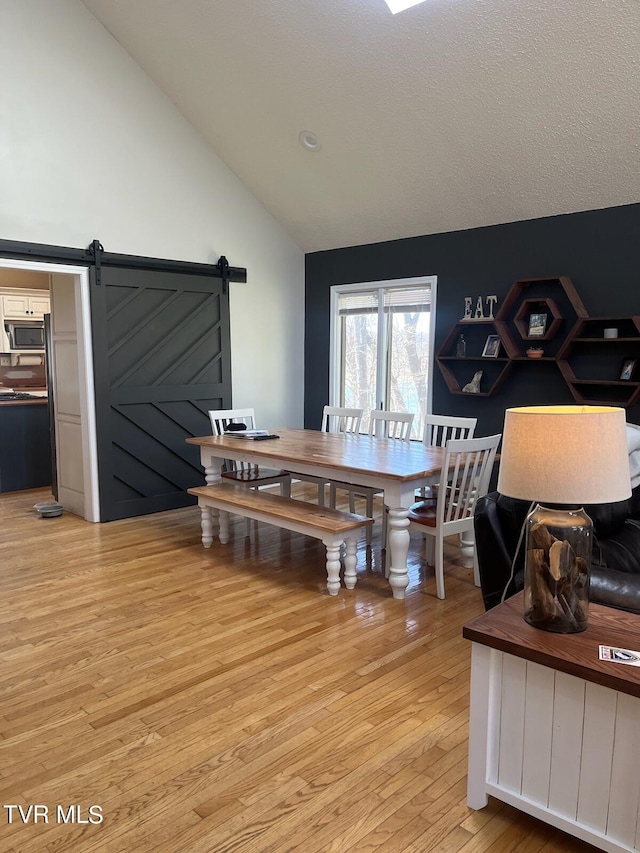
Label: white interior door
xmin=49 ymin=271 xmax=98 ymax=520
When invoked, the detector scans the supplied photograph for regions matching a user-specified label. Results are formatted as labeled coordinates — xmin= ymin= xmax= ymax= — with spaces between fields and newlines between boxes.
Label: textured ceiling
xmin=80 ymin=0 xmax=640 ymax=253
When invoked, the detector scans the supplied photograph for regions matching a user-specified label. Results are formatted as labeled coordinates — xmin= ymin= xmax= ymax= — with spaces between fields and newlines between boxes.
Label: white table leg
xmin=387 ymin=507 xmax=410 ymax=599
xmin=343 ymin=536 xmax=358 ymax=589
xmin=205 ymin=462 xmax=222 ymax=486
xmin=460 ymin=530 xmax=475 ymax=565
xmin=203 ymin=453 xmax=223 ymax=538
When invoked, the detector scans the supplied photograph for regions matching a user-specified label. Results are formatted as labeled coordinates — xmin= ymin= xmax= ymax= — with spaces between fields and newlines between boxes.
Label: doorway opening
xmin=0 ymin=259 xmax=99 ymax=521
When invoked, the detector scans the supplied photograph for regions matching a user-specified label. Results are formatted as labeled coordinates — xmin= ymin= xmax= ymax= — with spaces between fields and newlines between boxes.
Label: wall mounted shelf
xmin=436 ymin=318 xmax=515 ymax=396
xmin=557 ymin=316 xmax=640 ymax=407
xmin=513 ymin=297 xmax=562 ymax=341
xmin=437 ymin=279 xmax=639 ymax=407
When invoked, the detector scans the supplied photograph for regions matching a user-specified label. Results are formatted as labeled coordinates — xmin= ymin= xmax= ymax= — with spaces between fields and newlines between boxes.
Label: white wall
xmin=0 ymin=0 xmax=304 ymax=428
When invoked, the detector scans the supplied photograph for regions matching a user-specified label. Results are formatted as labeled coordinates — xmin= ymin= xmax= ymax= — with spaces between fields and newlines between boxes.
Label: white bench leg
xmin=324 ymin=541 xmax=342 ymax=596
xmin=343 ymin=536 xmax=358 ymax=589
xmin=200 ymin=504 xmax=215 ymax=548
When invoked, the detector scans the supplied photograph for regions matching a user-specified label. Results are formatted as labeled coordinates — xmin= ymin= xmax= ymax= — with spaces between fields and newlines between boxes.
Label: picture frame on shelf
xmin=620 ymin=358 xmax=636 ymax=381
xmin=482 ymin=335 xmax=501 ymax=358
xmin=528 ymin=312 xmax=548 ymax=337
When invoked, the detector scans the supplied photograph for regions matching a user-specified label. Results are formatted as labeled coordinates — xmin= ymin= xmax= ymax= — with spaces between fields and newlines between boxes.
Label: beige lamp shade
xmin=497 ymin=405 xmax=631 ymax=505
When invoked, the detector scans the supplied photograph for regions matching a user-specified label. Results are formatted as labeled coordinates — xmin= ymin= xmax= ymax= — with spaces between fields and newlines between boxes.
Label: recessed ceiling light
xmin=298 ymin=130 xmax=322 ymax=152
xmin=384 ymin=0 xmax=428 ymax=13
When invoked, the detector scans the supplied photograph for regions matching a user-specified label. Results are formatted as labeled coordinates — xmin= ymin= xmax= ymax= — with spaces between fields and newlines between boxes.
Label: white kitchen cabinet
xmin=2 ymin=292 xmax=51 ymax=320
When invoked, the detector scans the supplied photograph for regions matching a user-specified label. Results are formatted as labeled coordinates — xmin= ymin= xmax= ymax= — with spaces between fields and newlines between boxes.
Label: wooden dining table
xmin=186 ymin=427 xmax=447 ymax=599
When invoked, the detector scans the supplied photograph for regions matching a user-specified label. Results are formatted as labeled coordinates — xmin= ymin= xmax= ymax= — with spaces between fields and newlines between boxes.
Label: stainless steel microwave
xmin=5 ymin=321 xmax=45 ymax=350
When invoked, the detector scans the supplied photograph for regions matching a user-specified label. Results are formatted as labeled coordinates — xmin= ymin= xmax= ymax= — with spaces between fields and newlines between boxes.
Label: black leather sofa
xmin=474 ymin=485 xmax=640 ymax=614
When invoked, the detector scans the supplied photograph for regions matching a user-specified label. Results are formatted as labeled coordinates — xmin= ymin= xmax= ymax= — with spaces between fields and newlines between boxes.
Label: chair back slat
xmin=369 ymin=410 xmax=414 ymax=441
xmin=322 ymin=406 xmax=363 ymax=434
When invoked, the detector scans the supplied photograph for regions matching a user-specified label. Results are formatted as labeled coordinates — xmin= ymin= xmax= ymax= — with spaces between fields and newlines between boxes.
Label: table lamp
xmin=497 ymin=405 xmax=631 ymax=633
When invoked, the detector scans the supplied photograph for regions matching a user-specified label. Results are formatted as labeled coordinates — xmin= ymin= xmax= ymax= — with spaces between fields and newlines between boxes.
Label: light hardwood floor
xmin=0 ymin=486 xmax=598 ymax=853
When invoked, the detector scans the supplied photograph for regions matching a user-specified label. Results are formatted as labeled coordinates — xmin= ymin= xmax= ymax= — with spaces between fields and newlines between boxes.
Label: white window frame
xmin=329 ymin=275 xmax=438 ymax=427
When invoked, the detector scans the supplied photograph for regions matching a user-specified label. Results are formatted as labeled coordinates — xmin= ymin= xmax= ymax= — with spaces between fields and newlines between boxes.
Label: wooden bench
xmin=188 ymin=483 xmax=374 ymax=595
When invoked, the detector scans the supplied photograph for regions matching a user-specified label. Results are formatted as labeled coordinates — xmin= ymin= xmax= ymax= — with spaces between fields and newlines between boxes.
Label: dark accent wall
xmin=305 ymin=204 xmax=640 ymax=437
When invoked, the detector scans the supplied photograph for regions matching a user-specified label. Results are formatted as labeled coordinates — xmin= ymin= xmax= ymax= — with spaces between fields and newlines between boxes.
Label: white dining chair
xmin=369 ymin=409 xmax=414 ymax=440
xmin=422 ymin=413 xmax=478 ymax=448
xmin=322 ymin=406 xmax=363 ymax=435
xmin=331 ymin=409 xmax=415 ymax=545
xmin=287 ymin=405 xmax=363 ymax=505
xmin=379 ymin=412 xmax=479 ymax=549
xmin=417 ymin=414 xmax=477 ymax=500
xmin=208 ymin=407 xmax=291 ymax=495
xmin=404 ymin=433 xmax=501 ymax=599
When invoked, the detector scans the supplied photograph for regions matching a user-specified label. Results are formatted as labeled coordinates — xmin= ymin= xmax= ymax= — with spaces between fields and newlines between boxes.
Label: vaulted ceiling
xmin=80 ymin=0 xmax=640 ymax=253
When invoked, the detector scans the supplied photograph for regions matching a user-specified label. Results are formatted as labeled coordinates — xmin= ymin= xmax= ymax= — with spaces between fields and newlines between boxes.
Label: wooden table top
xmin=186 ymin=427 xmax=446 ymax=482
xmin=463 ymin=592 xmax=640 ymax=698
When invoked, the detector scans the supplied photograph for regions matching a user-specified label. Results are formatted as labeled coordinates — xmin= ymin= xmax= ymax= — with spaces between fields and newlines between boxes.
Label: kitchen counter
xmin=0 ymin=387 xmax=48 ymax=406
xmin=0 ymin=397 xmax=48 ymax=406
xmin=0 ymin=398 xmax=52 ymax=492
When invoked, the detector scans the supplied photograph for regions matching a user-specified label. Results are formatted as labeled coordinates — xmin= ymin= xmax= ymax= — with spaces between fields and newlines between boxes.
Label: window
xmin=329 ymin=276 xmax=437 ymax=439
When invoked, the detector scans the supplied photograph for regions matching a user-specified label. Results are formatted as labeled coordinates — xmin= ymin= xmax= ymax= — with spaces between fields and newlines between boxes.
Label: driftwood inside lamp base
xmin=524 ymin=516 xmax=590 ymax=633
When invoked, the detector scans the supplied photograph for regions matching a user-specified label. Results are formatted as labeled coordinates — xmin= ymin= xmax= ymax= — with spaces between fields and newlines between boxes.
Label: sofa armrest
xmin=590 ymin=567 xmax=640 ymax=615
xmin=474 ymin=493 xmax=524 ymax=611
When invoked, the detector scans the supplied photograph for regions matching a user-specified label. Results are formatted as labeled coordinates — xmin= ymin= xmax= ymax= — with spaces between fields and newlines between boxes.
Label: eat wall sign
xmin=462 ymin=295 xmax=498 ymax=321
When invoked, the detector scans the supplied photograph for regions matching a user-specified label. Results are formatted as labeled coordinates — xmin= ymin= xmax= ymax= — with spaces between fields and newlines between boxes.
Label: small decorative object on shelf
xmin=620 ymin=358 xmax=636 ymax=381
xmin=528 ymin=312 xmax=547 ymax=337
xmin=526 ymin=347 xmax=544 ymax=359
xmin=481 ymin=335 xmax=501 ymax=357
xmin=604 ymin=327 xmax=618 ymax=339
xmin=462 ymin=370 xmax=483 ymax=393
xmin=456 ymin=334 xmax=466 ymax=358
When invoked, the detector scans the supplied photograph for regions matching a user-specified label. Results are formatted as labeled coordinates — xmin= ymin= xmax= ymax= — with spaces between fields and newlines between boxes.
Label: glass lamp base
xmin=523 ymin=504 xmax=591 ymax=633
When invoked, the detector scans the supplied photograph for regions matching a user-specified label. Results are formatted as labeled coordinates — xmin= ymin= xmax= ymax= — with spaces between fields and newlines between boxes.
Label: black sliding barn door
xmin=91 ymin=264 xmax=232 ymax=521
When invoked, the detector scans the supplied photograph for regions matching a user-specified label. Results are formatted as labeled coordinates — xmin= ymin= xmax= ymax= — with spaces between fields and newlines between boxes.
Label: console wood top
xmin=463 ymin=592 xmax=640 ymax=698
